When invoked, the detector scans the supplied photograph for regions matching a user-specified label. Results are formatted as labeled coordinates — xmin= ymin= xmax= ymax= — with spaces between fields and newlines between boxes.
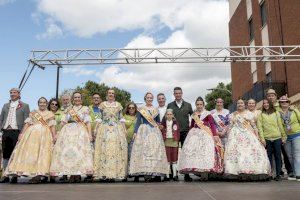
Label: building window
xmin=260 ymin=1 xmax=267 ymax=27
xmin=249 ymin=18 xmax=254 ymax=41
xmin=266 ymin=72 xmax=272 ymax=83
xmin=252 ymin=70 xmax=258 ymax=83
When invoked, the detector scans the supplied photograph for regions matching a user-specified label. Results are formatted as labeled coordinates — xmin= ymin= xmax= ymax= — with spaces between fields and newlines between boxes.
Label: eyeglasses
xmin=51 ymin=103 xmax=58 ymax=106
xmin=128 ymin=107 xmax=135 ymax=109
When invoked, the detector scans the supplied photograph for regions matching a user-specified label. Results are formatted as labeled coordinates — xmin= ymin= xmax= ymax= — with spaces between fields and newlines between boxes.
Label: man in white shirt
xmin=0 ymin=88 xmax=30 ymax=183
xmin=157 ymin=93 xmax=167 ymax=123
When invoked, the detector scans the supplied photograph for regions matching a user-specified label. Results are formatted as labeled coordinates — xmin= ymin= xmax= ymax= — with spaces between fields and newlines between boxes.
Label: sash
xmin=192 ymin=114 xmax=213 ymax=136
xmin=68 ymin=108 xmax=88 ymax=130
xmin=192 ymin=114 xmax=224 ymax=159
xmin=212 ymin=114 xmax=226 ymax=129
xmin=235 ymin=112 xmax=257 ymax=136
xmin=138 ymin=107 xmax=158 ymax=127
xmin=31 ymin=111 xmax=50 ymax=130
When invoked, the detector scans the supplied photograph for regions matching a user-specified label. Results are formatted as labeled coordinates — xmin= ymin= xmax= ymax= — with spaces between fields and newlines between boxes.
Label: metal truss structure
xmin=29 ymin=45 xmax=300 ymax=66
xmin=19 ymin=45 xmax=300 ymax=98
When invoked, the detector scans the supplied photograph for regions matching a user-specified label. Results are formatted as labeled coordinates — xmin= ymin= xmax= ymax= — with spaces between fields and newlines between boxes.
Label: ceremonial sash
xmin=192 ymin=114 xmax=224 ymax=159
xmin=138 ymin=107 xmax=158 ymax=127
xmin=212 ymin=114 xmax=226 ymax=129
xmin=31 ymin=111 xmax=50 ymax=130
xmin=192 ymin=114 xmax=213 ymax=136
xmin=68 ymin=108 xmax=88 ymax=130
xmin=235 ymin=113 xmax=254 ymax=132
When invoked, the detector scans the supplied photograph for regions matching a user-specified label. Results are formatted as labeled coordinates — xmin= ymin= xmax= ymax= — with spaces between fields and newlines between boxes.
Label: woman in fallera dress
xmin=93 ymin=89 xmax=128 ymax=182
xmin=178 ymin=97 xmax=224 ymax=181
xmin=247 ymin=98 xmax=261 ymax=123
xmin=129 ymin=92 xmax=169 ymax=182
xmin=4 ymin=97 xmax=56 ymax=184
xmin=224 ymin=99 xmax=271 ymax=181
xmin=50 ymin=92 xmax=94 ymax=183
xmin=210 ymin=98 xmax=230 ymax=148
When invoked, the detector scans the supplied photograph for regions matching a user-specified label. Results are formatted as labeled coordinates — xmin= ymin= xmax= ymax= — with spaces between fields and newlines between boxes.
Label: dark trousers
xmin=180 ymin=131 xmax=188 ymax=147
xmin=281 ymin=145 xmax=293 ymax=174
xmin=2 ymin=129 xmax=20 ymax=159
xmin=266 ymin=139 xmax=282 ymax=177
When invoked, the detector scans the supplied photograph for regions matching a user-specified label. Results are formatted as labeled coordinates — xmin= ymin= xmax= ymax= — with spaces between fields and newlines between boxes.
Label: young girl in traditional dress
xmin=4 ymin=97 xmax=56 ymax=183
xmin=178 ymin=97 xmax=223 ymax=181
xmin=161 ymin=109 xmax=180 ymax=181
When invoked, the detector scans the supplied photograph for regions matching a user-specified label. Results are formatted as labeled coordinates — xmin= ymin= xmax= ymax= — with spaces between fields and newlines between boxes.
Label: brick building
xmin=229 ymin=0 xmax=300 ymax=108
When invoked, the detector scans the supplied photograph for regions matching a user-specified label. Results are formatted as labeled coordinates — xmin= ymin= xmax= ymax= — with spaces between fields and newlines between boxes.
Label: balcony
xmin=228 ymin=81 xmax=287 ymax=112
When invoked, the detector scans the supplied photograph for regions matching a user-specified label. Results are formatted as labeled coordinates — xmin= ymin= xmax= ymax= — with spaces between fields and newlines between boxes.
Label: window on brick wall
xmin=249 ymin=18 xmax=254 ymax=41
xmin=260 ymin=1 xmax=267 ymax=27
xmin=266 ymin=72 xmax=272 ymax=83
xmin=252 ymin=70 xmax=258 ymax=83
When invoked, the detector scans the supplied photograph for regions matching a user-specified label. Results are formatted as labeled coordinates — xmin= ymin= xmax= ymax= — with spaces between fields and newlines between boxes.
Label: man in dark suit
xmin=167 ymin=87 xmax=193 ymax=182
xmin=0 ymin=88 xmax=30 ymax=183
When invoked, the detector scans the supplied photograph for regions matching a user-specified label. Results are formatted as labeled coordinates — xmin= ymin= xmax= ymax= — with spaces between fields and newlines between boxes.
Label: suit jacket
xmin=0 ymin=101 xmax=30 ymax=131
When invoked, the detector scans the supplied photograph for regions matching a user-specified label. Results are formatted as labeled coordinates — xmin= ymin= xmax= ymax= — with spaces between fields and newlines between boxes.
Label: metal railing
xmin=228 ymin=81 xmax=286 ymax=112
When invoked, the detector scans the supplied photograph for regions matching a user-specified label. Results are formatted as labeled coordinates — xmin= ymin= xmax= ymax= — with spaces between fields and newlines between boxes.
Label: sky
xmin=0 ymin=0 xmax=231 ymax=110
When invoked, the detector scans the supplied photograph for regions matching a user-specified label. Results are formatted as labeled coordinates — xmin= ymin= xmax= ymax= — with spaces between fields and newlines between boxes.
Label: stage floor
xmin=0 ymin=180 xmax=299 ymax=200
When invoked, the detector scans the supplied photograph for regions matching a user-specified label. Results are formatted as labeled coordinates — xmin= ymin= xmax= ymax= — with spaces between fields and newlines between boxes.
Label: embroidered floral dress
xmin=93 ymin=101 xmax=128 ymax=180
xmin=224 ymin=110 xmax=271 ymax=177
xmin=178 ymin=110 xmax=223 ymax=175
xmin=129 ymin=106 xmax=169 ymax=177
xmin=50 ymin=106 xmax=93 ymax=177
xmin=211 ymin=109 xmax=230 ymax=147
xmin=5 ymin=110 xmax=55 ymax=177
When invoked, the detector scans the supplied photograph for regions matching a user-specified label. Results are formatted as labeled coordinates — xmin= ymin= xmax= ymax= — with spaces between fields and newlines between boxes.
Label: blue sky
xmin=0 ymin=0 xmax=231 ymax=110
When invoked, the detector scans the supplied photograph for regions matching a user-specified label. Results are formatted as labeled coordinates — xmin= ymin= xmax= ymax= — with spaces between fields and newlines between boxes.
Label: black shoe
xmin=28 ymin=177 xmax=40 ymax=184
xmin=184 ymin=174 xmax=192 ymax=182
xmin=40 ymin=177 xmax=48 ymax=183
xmin=275 ymin=176 xmax=282 ymax=181
xmin=133 ymin=177 xmax=139 ymax=182
xmin=163 ymin=177 xmax=170 ymax=182
xmin=74 ymin=175 xmax=81 ymax=183
xmin=83 ymin=176 xmax=93 ymax=183
xmin=144 ymin=177 xmax=151 ymax=182
xmin=0 ymin=177 xmax=9 ymax=183
xmin=69 ymin=175 xmax=75 ymax=183
xmin=153 ymin=176 xmax=161 ymax=182
xmin=107 ymin=179 xmax=115 ymax=183
xmin=122 ymin=178 xmax=127 ymax=182
xmin=50 ymin=177 xmax=56 ymax=183
xmin=173 ymin=176 xmax=179 ymax=182
xmin=280 ymin=171 xmax=284 ymax=176
xmin=10 ymin=176 xmax=18 ymax=184
xmin=59 ymin=175 xmax=68 ymax=183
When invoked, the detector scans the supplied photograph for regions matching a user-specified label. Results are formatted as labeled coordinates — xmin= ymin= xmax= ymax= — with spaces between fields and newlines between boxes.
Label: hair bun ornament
xmin=196 ymin=96 xmax=204 ymax=102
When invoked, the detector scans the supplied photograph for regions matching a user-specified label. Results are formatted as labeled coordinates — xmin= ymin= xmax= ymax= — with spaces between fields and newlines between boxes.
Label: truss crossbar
xmin=30 ymin=46 xmax=300 ymax=66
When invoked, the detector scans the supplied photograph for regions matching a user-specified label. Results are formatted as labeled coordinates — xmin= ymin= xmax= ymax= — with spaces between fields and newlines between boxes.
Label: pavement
xmin=0 ymin=179 xmax=299 ymax=200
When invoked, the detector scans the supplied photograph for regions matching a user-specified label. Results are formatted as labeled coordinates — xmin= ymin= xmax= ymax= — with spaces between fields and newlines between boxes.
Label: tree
xmin=60 ymin=81 xmax=131 ymax=107
xmin=205 ymin=82 xmax=232 ymax=111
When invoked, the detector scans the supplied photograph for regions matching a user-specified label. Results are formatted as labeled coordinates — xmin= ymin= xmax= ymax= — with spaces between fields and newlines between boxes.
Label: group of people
xmin=0 ymin=86 xmax=299 ymax=184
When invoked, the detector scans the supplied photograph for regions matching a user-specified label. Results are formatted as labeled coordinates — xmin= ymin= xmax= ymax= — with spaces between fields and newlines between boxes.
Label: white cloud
xmin=36 ymin=18 xmax=63 ymax=40
xmin=0 ymin=0 xmax=14 ymax=6
xmin=36 ymin=0 xmax=231 ymax=104
xmin=62 ymin=66 xmax=96 ymax=76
